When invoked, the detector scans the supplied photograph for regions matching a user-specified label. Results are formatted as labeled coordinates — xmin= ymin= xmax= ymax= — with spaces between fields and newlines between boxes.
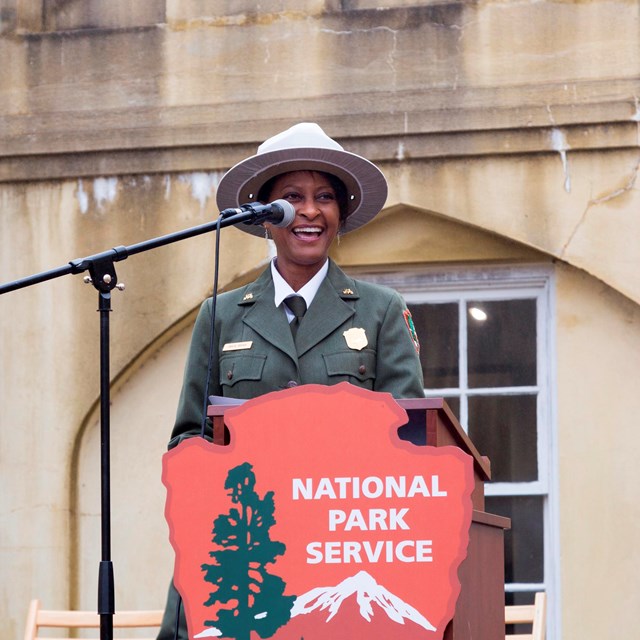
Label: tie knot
xmin=285 ymin=295 xmax=307 ymax=319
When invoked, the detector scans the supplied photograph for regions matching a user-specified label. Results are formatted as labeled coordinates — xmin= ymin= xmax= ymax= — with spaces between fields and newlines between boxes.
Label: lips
xmin=292 ymin=225 xmax=324 ymax=240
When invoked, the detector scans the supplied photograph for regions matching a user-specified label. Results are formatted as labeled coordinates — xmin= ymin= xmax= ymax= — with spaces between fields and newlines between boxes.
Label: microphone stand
xmin=0 ymin=209 xmax=269 ymax=640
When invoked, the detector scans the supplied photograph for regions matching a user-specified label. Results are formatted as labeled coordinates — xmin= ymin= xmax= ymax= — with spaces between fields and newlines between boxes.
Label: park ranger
xmin=159 ymin=122 xmax=425 ymax=639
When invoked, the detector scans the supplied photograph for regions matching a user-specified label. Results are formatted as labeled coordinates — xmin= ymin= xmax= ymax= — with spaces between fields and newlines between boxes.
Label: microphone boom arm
xmin=0 ymin=208 xmax=268 ymax=295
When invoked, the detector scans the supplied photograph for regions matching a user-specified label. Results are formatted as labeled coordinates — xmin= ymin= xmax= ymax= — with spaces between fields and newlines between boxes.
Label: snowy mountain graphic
xmin=290 ymin=570 xmax=436 ymax=632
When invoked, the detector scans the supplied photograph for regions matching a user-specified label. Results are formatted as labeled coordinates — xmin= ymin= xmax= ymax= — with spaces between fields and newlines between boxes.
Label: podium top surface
xmin=207 ymin=392 xmax=491 ymax=482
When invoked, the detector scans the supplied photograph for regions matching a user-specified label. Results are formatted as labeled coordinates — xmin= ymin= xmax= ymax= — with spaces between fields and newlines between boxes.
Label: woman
xmin=158 ymin=123 xmax=424 ymax=639
xmin=168 ymin=122 xmax=424 ymax=449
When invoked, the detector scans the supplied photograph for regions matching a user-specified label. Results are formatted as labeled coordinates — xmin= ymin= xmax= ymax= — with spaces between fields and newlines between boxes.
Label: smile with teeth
xmin=292 ymin=225 xmax=324 ymax=238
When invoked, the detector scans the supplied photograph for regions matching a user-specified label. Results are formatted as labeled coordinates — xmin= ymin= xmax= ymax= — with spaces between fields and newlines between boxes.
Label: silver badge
xmin=343 ymin=328 xmax=368 ymax=351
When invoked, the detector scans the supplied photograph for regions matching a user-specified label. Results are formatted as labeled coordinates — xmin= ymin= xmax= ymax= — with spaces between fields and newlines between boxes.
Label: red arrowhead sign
xmin=163 ymin=383 xmax=474 ymax=640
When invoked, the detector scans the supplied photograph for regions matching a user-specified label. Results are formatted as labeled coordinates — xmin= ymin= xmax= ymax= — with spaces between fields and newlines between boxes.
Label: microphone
xmin=219 ymin=199 xmax=295 ymax=228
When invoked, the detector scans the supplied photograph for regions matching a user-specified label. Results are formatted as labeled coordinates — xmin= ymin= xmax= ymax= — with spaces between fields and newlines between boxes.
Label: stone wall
xmin=1 ymin=2 xmax=639 ymax=638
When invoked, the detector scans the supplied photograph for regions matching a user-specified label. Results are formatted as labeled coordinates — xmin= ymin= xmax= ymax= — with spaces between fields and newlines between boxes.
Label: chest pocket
xmin=323 ymin=349 xmax=377 ymax=383
xmin=220 ymin=353 xmax=267 ymax=389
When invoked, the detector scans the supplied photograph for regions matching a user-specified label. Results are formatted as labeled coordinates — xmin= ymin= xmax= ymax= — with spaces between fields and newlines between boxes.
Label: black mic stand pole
xmin=0 ymin=209 xmax=269 ymax=640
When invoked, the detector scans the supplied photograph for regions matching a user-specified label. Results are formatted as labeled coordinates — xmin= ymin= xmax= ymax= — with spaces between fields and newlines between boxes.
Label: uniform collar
xmin=235 ymin=260 xmax=361 ymax=362
xmin=271 ymin=258 xmax=329 ymax=313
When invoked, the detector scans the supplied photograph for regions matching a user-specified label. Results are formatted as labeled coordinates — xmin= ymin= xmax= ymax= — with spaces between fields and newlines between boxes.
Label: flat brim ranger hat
xmin=215 ymin=122 xmax=388 ymax=237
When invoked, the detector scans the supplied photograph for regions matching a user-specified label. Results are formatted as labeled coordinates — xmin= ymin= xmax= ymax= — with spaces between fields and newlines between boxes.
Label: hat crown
xmin=257 ymin=122 xmax=345 ymax=155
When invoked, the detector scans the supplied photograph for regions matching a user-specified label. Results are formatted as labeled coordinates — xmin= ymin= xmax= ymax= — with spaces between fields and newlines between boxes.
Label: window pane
xmin=505 ymin=591 xmax=537 ymax=606
xmin=408 ymin=302 xmax=458 ymax=388
xmin=468 ymin=395 xmax=538 ymax=483
xmin=467 ymin=299 xmax=536 ymax=387
xmin=486 ymin=496 xmax=544 ymax=584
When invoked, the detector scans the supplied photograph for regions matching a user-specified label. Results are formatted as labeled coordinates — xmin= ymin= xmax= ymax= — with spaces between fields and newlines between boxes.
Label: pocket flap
xmin=219 ymin=354 xmax=267 ymax=387
xmin=323 ymin=350 xmax=376 ymax=381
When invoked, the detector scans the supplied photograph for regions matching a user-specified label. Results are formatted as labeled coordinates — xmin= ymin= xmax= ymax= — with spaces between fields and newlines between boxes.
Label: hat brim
xmin=215 ymin=147 xmax=388 ymax=237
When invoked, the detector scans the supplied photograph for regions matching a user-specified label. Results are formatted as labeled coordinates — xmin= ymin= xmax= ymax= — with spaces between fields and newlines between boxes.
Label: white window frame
xmin=348 ymin=262 xmax=561 ymax=639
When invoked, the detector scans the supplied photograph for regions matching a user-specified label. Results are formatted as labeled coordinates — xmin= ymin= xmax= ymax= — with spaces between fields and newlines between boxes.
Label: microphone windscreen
xmin=270 ymin=199 xmax=296 ymax=228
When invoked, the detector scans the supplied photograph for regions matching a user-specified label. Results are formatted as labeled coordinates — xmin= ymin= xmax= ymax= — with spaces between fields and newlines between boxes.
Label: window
xmin=353 ymin=263 xmax=558 ymax=636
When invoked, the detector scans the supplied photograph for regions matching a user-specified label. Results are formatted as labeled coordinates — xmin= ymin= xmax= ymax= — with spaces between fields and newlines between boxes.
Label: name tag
xmin=222 ymin=341 xmax=253 ymax=352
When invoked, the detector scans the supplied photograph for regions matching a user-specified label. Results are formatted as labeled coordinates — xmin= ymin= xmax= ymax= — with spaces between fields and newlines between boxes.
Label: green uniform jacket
xmin=168 ymin=260 xmax=424 ymax=449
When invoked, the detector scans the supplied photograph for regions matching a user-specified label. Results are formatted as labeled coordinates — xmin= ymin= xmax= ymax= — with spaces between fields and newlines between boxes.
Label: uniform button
xmin=227 ymin=371 xmax=233 ymax=380
xmin=359 ymin=365 xmax=366 ymax=374
xmin=286 ymin=380 xmax=298 ymax=388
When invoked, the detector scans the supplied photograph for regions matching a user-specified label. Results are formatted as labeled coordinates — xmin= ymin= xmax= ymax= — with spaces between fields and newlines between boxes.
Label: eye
xmin=282 ymin=191 xmax=303 ymax=201
xmin=317 ymin=192 xmax=336 ymax=201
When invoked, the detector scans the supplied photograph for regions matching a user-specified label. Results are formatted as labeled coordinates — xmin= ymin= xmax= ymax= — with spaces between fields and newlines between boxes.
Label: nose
xmin=297 ymin=197 xmax=321 ymax=219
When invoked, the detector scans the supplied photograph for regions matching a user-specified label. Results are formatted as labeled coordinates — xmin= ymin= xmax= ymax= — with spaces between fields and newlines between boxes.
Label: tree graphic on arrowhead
xmin=201 ymin=462 xmax=296 ymax=640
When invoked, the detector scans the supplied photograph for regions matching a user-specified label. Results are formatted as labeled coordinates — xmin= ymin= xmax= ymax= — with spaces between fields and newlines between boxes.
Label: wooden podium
xmin=396 ymin=398 xmax=510 ymax=640
xmin=208 ymin=394 xmax=509 ymax=640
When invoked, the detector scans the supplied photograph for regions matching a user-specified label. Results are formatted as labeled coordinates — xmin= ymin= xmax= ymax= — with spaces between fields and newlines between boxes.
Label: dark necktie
xmin=285 ymin=295 xmax=307 ymax=339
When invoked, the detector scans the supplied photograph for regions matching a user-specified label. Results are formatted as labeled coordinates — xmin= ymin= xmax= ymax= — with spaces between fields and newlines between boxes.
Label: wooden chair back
xmin=26 ymin=593 xmax=548 ymax=640
xmin=505 ymin=591 xmax=547 ymax=640
xmin=24 ymin=599 xmax=163 ymax=640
